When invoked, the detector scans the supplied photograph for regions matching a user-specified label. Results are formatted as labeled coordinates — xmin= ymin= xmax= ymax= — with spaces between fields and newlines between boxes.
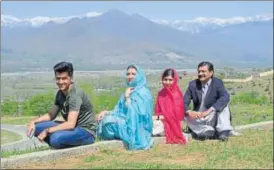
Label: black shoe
xmin=197 ymin=135 xmax=207 ymax=141
xmin=191 ymin=132 xmax=198 ymax=139
xmin=218 ymin=130 xmax=230 ymax=141
xmin=192 ymin=131 xmax=216 ymax=141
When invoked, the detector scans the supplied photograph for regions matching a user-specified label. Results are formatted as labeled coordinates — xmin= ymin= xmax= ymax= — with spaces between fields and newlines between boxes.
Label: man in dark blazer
xmin=184 ymin=61 xmax=233 ymax=141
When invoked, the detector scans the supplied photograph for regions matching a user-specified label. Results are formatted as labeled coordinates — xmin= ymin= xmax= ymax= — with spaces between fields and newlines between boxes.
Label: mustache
xmin=198 ymin=75 xmax=205 ymax=78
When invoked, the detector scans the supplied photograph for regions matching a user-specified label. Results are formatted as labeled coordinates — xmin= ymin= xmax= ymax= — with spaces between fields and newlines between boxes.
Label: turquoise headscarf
xmin=104 ymin=65 xmax=154 ymax=150
xmin=126 ymin=65 xmax=146 ymax=89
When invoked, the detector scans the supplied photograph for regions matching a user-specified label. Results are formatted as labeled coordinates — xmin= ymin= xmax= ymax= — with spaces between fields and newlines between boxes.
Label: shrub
xmin=79 ymin=83 xmax=124 ymax=114
xmin=230 ymin=92 xmax=270 ymax=105
xmin=1 ymin=100 xmax=19 ymax=116
xmin=2 ymin=82 xmax=153 ymax=117
xmin=22 ymin=92 xmax=55 ymax=116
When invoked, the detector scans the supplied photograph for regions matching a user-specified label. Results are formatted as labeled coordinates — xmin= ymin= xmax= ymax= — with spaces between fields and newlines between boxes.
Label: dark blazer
xmin=184 ymin=77 xmax=230 ymax=112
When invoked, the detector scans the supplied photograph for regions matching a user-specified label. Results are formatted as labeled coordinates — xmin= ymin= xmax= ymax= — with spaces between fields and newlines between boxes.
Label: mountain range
xmin=1 ymin=10 xmax=273 ymax=72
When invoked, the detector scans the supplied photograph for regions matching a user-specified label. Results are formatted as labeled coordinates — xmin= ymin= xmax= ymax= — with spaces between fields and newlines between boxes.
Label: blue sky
xmin=1 ymin=1 xmax=273 ymax=20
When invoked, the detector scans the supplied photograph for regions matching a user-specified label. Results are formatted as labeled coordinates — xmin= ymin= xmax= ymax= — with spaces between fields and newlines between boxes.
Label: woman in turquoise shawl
xmin=97 ymin=65 xmax=154 ymax=150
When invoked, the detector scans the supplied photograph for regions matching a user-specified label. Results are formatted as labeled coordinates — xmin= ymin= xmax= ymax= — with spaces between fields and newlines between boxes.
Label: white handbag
xmin=152 ymin=119 xmax=164 ymax=136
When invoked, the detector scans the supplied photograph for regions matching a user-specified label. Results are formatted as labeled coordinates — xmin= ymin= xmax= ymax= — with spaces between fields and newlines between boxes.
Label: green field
xmin=1 ymin=70 xmax=273 ymax=167
xmin=230 ymin=104 xmax=273 ymax=126
xmin=16 ymin=128 xmax=273 ymax=169
xmin=1 ymin=71 xmax=272 ymax=117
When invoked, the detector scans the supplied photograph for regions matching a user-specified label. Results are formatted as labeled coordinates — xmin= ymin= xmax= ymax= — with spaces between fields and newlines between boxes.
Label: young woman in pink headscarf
xmin=154 ymin=68 xmax=187 ymax=144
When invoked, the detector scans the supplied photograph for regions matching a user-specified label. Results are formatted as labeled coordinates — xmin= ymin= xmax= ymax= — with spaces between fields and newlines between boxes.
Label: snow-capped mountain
xmin=1 ymin=11 xmax=273 ymax=33
xmin=1 ymin=12 xmax=102 ymax=27
xmin=153 ymin=13 xmax=273 ymax=33
xmin=1 ymin=9 xmax=272 ymax=72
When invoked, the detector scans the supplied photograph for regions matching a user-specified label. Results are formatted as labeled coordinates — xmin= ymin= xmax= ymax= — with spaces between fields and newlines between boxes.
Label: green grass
xmin=1 ymin=103 xmax=272 ymax=129
xmin=1 ymin=103 xmax=271 ymax=161
xmin=225 ymin=75 xmax=273 ymax=99
xmin=1 ymin=130 xmax=22 ymax=145
xmin=230 ymin=104 xmax=273 ymax=126
xmin=1 ymin=116 xmax=35 ymax=125
xmin=1 ymin=146 xmax=50 ymax=158
xmin=17 ymin=128 xmax=273 ymax=169
xmin=1 ymin=116 xmax=65 ymax=125
xmin=0 ymin=72 xmax=272 ymax=165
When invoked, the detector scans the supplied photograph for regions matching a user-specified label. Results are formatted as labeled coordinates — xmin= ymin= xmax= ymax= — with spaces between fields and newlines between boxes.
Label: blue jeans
xmin=34 ymin=121 xmax=95 ymax=149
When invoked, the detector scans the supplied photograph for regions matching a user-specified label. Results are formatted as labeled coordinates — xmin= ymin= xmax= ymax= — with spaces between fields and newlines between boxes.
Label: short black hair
xmin=162 ymin=68 xmax=174 ymax=80
xmin=53 ymin=61 xmax=73 ymax=77
xmin=127 ymin=65 xmax=137 ymax=71
xmin=198 ymin=61 xmax=214 ymax=72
